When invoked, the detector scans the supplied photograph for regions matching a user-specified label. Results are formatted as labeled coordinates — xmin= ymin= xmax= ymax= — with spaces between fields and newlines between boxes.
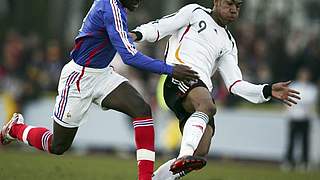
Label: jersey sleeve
xmin=133 ymin=4 xmax=199 ymax=42
xmin=218 ymin=52 xmax=271 ymax=104
xmin=104 ymin=0 xmax=173 ymax=75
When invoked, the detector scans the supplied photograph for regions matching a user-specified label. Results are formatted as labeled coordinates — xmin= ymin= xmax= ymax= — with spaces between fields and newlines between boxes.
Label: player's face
xmin=215 ymin=0 xmax=242 ymax=24
xmin=120 ymin=0 xmax=142 ymax=11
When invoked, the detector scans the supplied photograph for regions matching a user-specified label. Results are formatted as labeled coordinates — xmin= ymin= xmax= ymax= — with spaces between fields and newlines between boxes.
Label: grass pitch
xmin=0 ymin=149 xmax=319 ymax=180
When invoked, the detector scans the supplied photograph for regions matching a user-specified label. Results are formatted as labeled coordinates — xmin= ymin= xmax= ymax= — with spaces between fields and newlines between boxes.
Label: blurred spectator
xmin=0 ymin=30 xmax=26 ymax=120
xmin=283 ymin=68 xmax=318 ymax=171
xmin=42 ymin=40 xmax=64 ymax=92
xmin=0 ymin=32 xmax=66 ymax=121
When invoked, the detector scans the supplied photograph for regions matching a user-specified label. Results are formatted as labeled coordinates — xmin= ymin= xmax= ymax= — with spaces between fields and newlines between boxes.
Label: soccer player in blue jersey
xmin=0 ymin=0 xmax=198 ymax=180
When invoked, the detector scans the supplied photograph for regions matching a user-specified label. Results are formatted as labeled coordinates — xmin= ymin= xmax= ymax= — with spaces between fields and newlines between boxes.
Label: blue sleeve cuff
xmin=165 ymin=64 xmax=174 ymax=76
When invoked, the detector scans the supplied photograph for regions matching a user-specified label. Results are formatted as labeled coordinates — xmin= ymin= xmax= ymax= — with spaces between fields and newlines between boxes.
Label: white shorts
xmin=53 ymin=60 xmax=128 ymax=128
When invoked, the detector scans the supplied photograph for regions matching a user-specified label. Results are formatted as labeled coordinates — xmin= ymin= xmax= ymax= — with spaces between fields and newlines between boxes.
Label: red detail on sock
xmin=134 ymin=119 xmax=155 ymax=151
xmin=138 ymin=160 xmax=154 ymax=180
xmin=192 ymin=124 xmax=204 ymax=133
xmin=27 ymin=128 xmax=51 ymax=151
xmin=10 ymin=124 xmax=27 ymax=140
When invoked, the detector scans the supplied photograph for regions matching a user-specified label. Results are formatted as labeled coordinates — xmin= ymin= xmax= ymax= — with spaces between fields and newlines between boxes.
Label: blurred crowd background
xmin=0 ymin=0 xmax=319 ymax=115
xmin=0 ymin=0 xmax=319 ymax=169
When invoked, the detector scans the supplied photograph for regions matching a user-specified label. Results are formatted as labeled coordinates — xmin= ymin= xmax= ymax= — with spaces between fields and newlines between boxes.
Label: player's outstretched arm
xmin=131 ymin=4 xmax=200 ymax=42
xmin=270 ymin=81 xmax=301 ymax=106
xmin=218 ymin=53 xmax=301 ymax=105
xmin=104 ymin=1 xmax=198 ymax=82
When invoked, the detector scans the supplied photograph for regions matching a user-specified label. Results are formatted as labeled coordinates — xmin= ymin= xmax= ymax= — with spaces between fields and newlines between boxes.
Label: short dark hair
xmin=213 ymin=0 xmax=244 ymax=6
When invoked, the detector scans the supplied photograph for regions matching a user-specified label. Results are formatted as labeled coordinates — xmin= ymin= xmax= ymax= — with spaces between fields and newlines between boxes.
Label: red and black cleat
xmin=169 ymin=155 xmax=207 ymax=175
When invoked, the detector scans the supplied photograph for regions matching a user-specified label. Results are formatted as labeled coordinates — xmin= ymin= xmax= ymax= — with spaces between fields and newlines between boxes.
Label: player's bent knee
xmin=199 ymin=103 xmax=217 ymax=118
xmin=133 ymin=101 xmax=152 ymax=118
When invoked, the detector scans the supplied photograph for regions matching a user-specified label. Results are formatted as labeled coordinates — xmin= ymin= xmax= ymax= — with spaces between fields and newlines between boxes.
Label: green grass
xmin=0 ymin=150 xmax=319 ymax=180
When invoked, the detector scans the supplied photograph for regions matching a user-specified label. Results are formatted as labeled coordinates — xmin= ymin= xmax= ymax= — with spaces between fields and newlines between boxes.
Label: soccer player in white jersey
xmin=130 ymin=0 xmax=301 ymax=179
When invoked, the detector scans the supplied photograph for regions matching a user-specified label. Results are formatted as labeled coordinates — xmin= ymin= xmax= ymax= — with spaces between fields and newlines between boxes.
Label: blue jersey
xmin=70 ymin=0 xmax=173 ymax=75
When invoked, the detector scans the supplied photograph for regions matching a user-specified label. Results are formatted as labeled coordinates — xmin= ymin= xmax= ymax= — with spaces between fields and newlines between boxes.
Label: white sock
xmin=152 ymin=158 xmax=181 ymax=180
xmin=178 ymin=111 xmax=209 ymax=158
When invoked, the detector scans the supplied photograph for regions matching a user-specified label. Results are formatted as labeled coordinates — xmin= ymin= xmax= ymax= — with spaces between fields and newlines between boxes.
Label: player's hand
xmin=128 ymin=32 xmax=137 ymax=41
xmin=172 ymin=64 xmax=199 ymax=82
xmin=271 ymin=81 xmax=301 ymax=106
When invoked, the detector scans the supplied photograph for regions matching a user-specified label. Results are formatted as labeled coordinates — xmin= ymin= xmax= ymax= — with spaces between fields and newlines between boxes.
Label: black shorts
xmin=163 ymin=76 xmax=215 ymax=133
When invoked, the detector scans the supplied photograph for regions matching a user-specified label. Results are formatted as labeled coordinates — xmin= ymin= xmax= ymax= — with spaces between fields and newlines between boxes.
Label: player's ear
xmin=120 ymin=0 xmax=141 ymax=11
xmin=215 ymin=0 xmax=223 ymax=5
xmin=213 ymin=0 xmax=218 ymax=8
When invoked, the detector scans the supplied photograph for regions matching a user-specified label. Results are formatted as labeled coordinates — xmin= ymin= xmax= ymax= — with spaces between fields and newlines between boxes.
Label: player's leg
xmin=153 ymin=116 xmax=214 ymax=180
xmin=101 ymin=81 xmax=151 ymax=117
xmin=153 ymin=78 xmax=215 ymax=179
xmin=169 ymin=86 xmax=215 ymax=175
xmin=1 ymin=62 xmax=87 ymax=154
xmin=178 ymin=86 xmax=216 ymax=157
xmin=0 ymin=113 xmax=78 ymax=155
xmin=153 ymin=128 xmax=214 ymax=180
xmin=50 ymin=122 xmax=78 ymax=155
xmin=301 ymin=120 xmax=310 ymax=168
xmin=285 ymin=120 xmax=296 ymax=168
xmin=101 ymin=81 xmax=154 ymax=180
xmin=168 ymin=101 xmax=215 ymax=178
xmin=193 ymin=123 xmax=214 ymax=157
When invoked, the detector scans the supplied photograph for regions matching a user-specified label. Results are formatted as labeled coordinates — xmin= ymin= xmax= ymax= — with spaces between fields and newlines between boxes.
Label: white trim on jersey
xmin=110 ymin=0 xmax=137 ymax=55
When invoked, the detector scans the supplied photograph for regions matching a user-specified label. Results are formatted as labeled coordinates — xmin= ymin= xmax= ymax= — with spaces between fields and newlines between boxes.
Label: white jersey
xmin=135 ymin=4 xmax=270 ymax=103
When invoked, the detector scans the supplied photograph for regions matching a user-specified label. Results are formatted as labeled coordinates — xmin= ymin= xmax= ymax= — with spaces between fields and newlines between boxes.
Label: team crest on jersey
xmin=66 ymin=112 xmax=72 ymax=118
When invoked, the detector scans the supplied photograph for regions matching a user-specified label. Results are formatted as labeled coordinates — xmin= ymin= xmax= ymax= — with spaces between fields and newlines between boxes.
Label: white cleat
xmin=0 ymin=113 xmax=24 ymax=145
